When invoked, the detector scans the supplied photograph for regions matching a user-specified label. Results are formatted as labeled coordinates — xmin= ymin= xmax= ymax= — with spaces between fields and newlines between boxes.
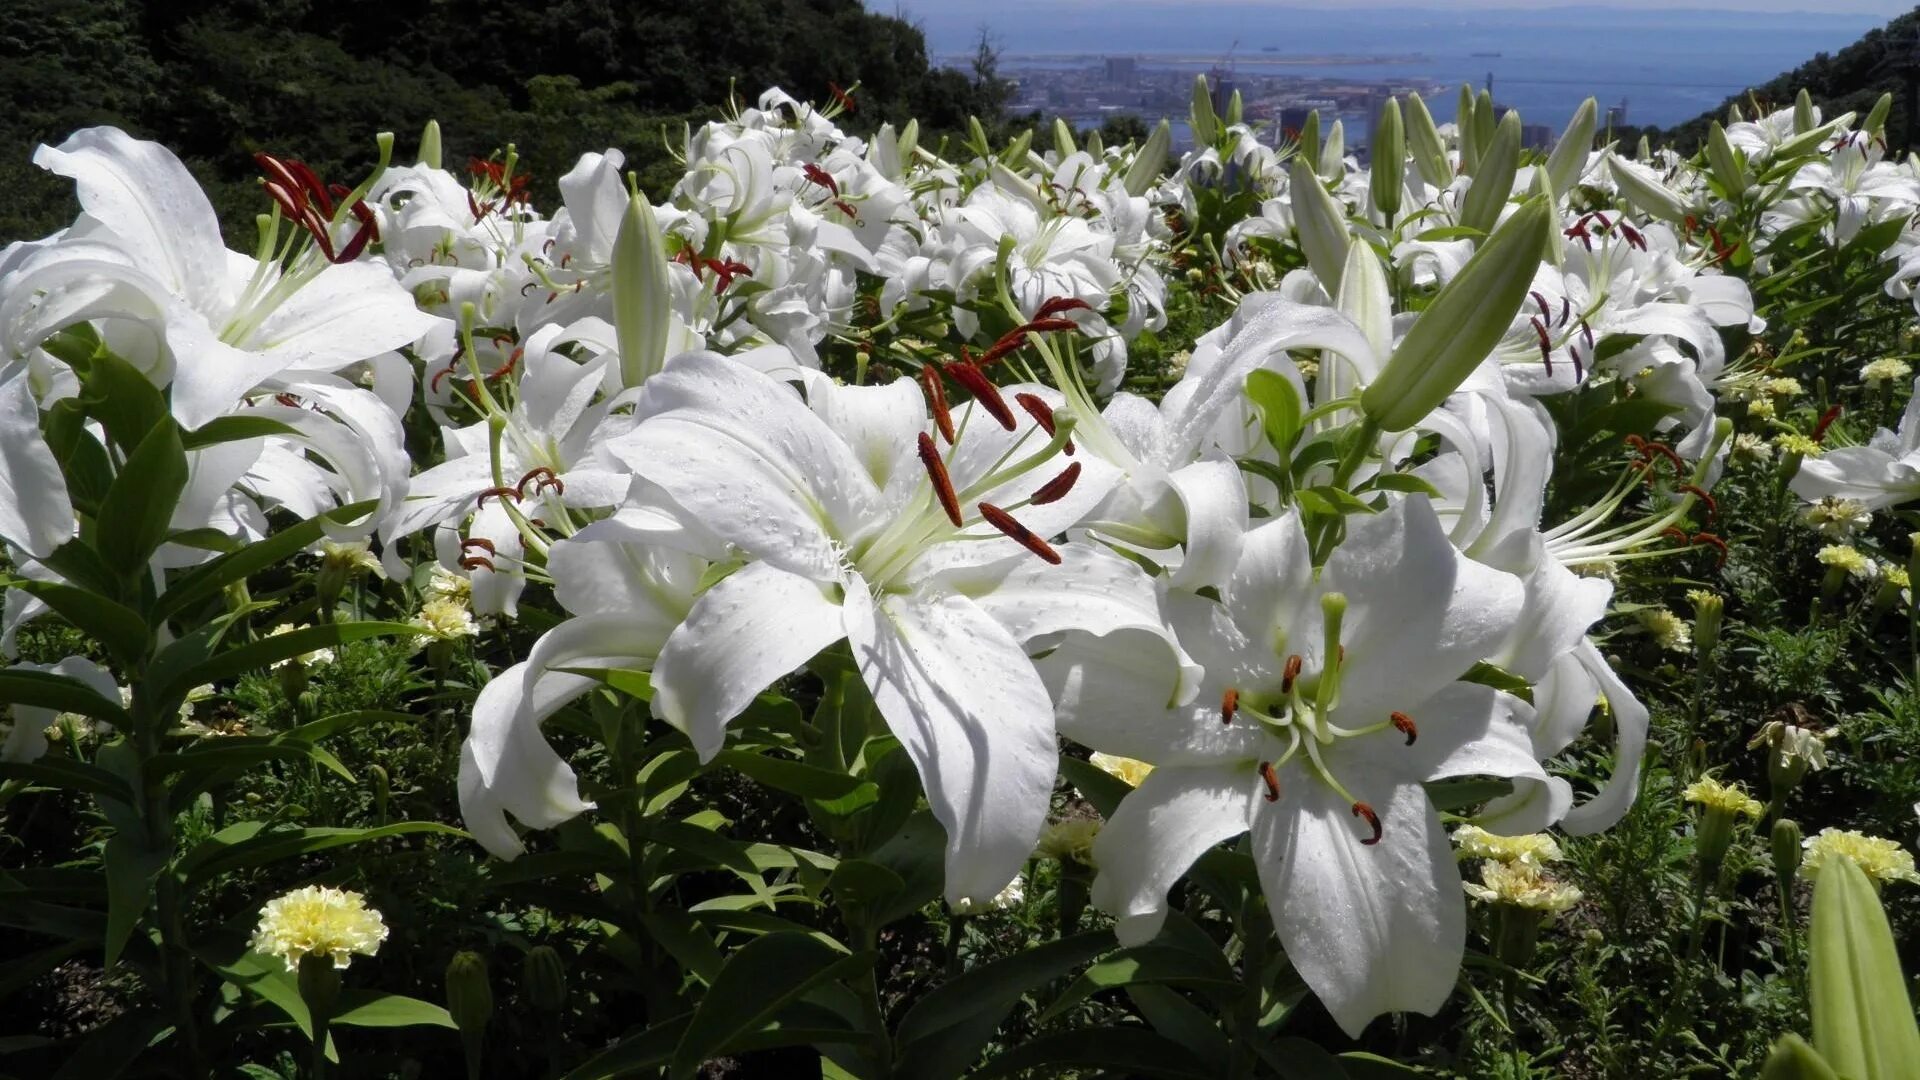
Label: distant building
xmin=1209 ymin=68 xmax=1238 ymax=119
xmin=1521 ymin=123 xmax=1554 ymax=150
xmin=1605 ymin=99 xmax=1630 ymax=128
xmin=1104 ymin=56 xmax=1137 ymax=85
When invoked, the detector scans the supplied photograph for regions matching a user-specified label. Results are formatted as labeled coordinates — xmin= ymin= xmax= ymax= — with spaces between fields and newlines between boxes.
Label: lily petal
xmin=1090 ymin=761 xmax=1259 ymax=945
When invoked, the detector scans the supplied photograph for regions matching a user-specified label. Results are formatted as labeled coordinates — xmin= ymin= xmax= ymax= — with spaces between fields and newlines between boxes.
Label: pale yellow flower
xmin=1817 ymin=544 xmax=1876 ymax=580
xmin=1764 ymin=377 xmax=1803 ymax=397
xmin=1639 ymin=608 xmax=1691 ymax=653
xmin=251 ymin=886 xmax=388 ymax=971
xmin=411 ymin=597 xmax=479 ymax=641
xmin=1682 ymin=776 xmax=1765 ymax=819
xmin=1747 ymin=397 xmax=1777 ymax=421
xmin=1775 ymin=433 xmax=1822 ymax=456
xmin=951 ymin=875 xmax=1026 ymax=914
xmin=425 ymin=564 xmax=472 ymax=603
xmin=1862 ymin=357 xmax=1912 ymax=386
xmin=1089 ymin=752 xmax=1153 ymax=787
xmin=1453 ymin=824 xmax=1563 ymax=866
xmin=1463 ymin=860 xmax=1583 ymax=912
xmin=320 ymin=540 xmax=382 ymax=577
xmin=1731 ymin=433 xmax=1774 ymax=462
xmin=1802 ymin=497 xmax=1872 ymax=539
xmin=1037 ymin=818 xmax=1102 ymax=865
xmin=1801 ymin=829 xmax=1920 ymax=887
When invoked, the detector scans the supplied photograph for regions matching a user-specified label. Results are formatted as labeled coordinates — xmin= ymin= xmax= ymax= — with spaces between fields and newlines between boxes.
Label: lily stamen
xmin=1391 ymin=711 xmax=1418 ymax=745
xmin=1222 ymin=687 xmax=1240 ymax=726
xmin=1259 ymin=760 xmax=1281 ymax=802
xmin=1352 ymin=802 xmax=1383 ymax=846
xmin=978 ymin=502 xmax=1062 ymax=564
xmin=918 ymin=432 xmax=964 ymax=526
xmin=921 ymin=364 xmax=956 ymax=443
xmin=1031 ymin=462 xmax=1083 ymax=505
xmin=948 ymin=361 xmax=1017 ymax=430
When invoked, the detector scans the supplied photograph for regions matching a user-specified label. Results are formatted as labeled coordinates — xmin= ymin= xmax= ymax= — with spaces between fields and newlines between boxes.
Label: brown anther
xmin=1569 ymin=345 xmax=1585 ymax=382
xmin=273 ymin=393 xmax=301 ymax=407
xmin=517 ymin=466 xmax=563 ymax=497
xmin=979 ymin=330 xmax=1029 ymax=367
xmin=1035 ymin=296 xmax=1094 ymax=320
xmin=1661 ymin=526 xmax=1691 ymax=544
xmin=1031 ymin=463 xmax=1083 ymax=505
xmin=1281 ymin=654 xmax=1303 ymax=694
xmin=947 ymin=362 xmax=1017 ymax=430
xmin=459 ymin=537 xmax=497 ymax=556
xmin=1677 ymin=483 xmax=1718 ymax=522
xmin=1222 ymin=687 xmax=1240 ymax=726
xmin=921 ymin=364 xmax=956 ymax=444
xmin=1530 ymin=290 xmax=1551 ymax=320
xmin=1530 ymin=316 xmax=1553 ymax=375
xmin=1390 ymin=711 xmax=1417 ymax=746
xmin=1812 ymin=404 xmax=1843 ymax=443
xmin=1013 ymin=392 xmax=1057 ymax=436
xmin=1642 ymin=441 xmax=1686 ymax=473
xmin=978 ymin=502 xmax=1062 ymax=564
xmin=1692 ymin=531 xmax=1729 ymax=568
xmin=477 ymin=486 xmax=521 ymax=507
xmin=1020 ymin=317 xmax=1083 ymax=336
xmin=1352 ymin=802 xmax=1382 ymax=845
xmin=917 ymin=432 xmax=964 ymax=527
xmin=1258 ymin=761 xmax=1281 ymax=802
xmin=458 ymin=555 xmax=495 ymax=572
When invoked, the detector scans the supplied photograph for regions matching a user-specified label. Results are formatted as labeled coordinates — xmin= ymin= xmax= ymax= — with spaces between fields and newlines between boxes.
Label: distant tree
xmin=1097 ymin=113 xmax=1151 ymax=147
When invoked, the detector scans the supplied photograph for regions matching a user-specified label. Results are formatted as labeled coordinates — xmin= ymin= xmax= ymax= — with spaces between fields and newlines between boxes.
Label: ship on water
xmin=1471 ymin=50 xmax=1503 ymax=57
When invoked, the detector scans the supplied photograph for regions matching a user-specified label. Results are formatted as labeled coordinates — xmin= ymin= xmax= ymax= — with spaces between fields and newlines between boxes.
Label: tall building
xmin=1209 ymin=69 xmax=1239 ymax=119
xmin=1104 ymin=56 xmax=1137 ymax=86
xmin=1521 ymin=123 xmax=1554 ymax=150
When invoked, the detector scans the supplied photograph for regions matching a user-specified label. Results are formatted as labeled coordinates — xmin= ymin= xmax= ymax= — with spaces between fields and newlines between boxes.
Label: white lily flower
xmin=1791 ymin=373 xmax=1920 ymax=509
xmin=609 ymin=353 xmax=1194 ymax=904
xmin=1055 ymin=498 xmax=1540 ymax=1036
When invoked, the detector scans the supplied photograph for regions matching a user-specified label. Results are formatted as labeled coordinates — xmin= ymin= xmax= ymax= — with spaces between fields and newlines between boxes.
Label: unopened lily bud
xmin=1773 ymin=818 xmax=1804 ymax=891
xmin=1404 ymin=92 xmax=1450 ymax=188
xmin=1544 ymin=97 xmax=1596 ymax=197
xmin=1361 ymin=198 xmax=1553 ymax=431
xmin=1122 ymin=120 xmax=1171 ymax=197
xmin=1708 ymin=122 xmax=1747 ymax=198
xmin=1189 ymin=74 xmax=1219 ymax=147
xmin=522 ymin=945 xmax=568 ymax=1013
xmin=1460 ymin=111 xmax=1520 ymax=236
xmin=612 ymin=190 xmax=672 ymax=389
xmin=1759 ymin=1034 xmax=1841 ymax=1080
xmin=1289 ymin=157 xmax=1350 ymax=292
xmin=1794 ymin=88 xmax=1815 ymax=134
xmin=1370 ymin=98 xmax=1404 ymax=220
xmin=417 ymin=119 xmax=443 ymax=170
xmin=1867 ymin=91 xmax=1894 ymax=138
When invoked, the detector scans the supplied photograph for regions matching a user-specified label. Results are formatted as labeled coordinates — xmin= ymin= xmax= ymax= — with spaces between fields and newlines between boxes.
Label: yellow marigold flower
xmin=1037 ymin=818 xmax=1101 ymax=865
xmin=1747 ymin=397 xmax=1777 ymax=421
xmin=1774 ymin=433 xmax=1822 ymax=456
xmin=1089 ymin=752 xmax=1153 ymax=788
xmin=1730 ymin=432 xmax=1774 ymax=462
xmin=1862 ymin=357 xmax=1912 ymax=386
xmin=1885 ymin=565 xmax=1911 ymax=589
xmin=1682 ymin=776 xmax=1764 ymax=819
xmin=1817 ymin=544 xmax=1876 ymax=579
xmin=1166 ymin=349 xmax=1193 ymax=378
xmin=1463 ymin=860 xmax=1583 ymax=912
xmin=251 ymin=886 xmax=388 ymax=971
xmin=1764 ymin=377 xmax=1803 ymax=397
xmin=412 ymin=597 xmax=479 ymax=641
xmin=1801 ymin=829 xmax=1920 ymax=887
xmin=1802 ymin=497 xmax=1873 ymax=539
xmin=1453 ymin=824 xmax=1564 ymax=866
xmin=1639 ymin=607 xmax=1691 ymax=653
xmin=320 ymin=540 xmax=382 ymax=577
xmin=425 ymin=565 xmax=472 ymax=603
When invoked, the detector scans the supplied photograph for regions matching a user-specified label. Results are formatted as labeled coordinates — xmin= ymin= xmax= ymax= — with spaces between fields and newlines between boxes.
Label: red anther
xmin=1661 ymin=526 xmax=1691 ymax=545
xmin=1352 ymin=802 xmax=1382 ymax=845
xmin=917 ymin=432 xmax=964 ymax=527
xmin=1390 ymin=711 xmax=1417 ymax=746
xmin=261 ymin=180 xmax=305 ymax=220
xmin=429 ymin=365 xmax=459 ymax=392
xmin=254 ymin=153 xmax=303 ymax=200
xmin=802 ymin=162 xmax=840 ymax=197
xmin=1530 ymin=290 xmax=1551 ymax=321
xmin=1678 ymin=483 xmax=1718 ymax=522
xmin=1624 ymin=433 xmax=1649 ymax=452
xmin=1258 ymin=761 xmax=1281 ymax=802
xmin=458 ymin=555 xmax=495 ymax=572
xmin=948 ymin=362 xmax=1017 ymax=430
xmin=1031 ymin=462 xmax=1083 ymax=505
xmin=1281 ymin=654 xmax=1303 ymax=695
xmin=978 ymin=502 xmax=1062 ymax=564
xmin=1706 ymin=225 xmax=1737 ymax=265
xmin=979 ymin=331 xmax=1028 ymax=367
xmin=1035 ymin=296 xmax=1094 ymax=320
xmin=477 ymin=486 xmax=521 ymax=507
xmin=705 ymin=258 xmax=753 ymax=293
xmin=921 ymin=364 xmax=956 ymax=444
xmin=1021 ymin=317 xmax=1083 ymax=336
xmin=828 ymin=81 xmax=856 ymax=113
xmin=543 ymin=237 xmax=558 ymax=255
xmin=1579 ymin=318 xmax=1595 ymax=354
xmin=1641 ymin=440 xmax=1685 ymax=473
xmin=1683 ymin=214 xmax=1698 ymax=238
xmin=1222 ymin=687 xmax=1240 ymax=726
xmin=1812 ymin=404 xmax=1843 ymax=442
xmin=1569 ymin=345 xmax=1585 ymax=382
xmin=1530 ymin=317 xmax=1553 ymax=375
xmin=517 ymin=466 xmax=562 ymax=497
xmin=488 ymin=346 xmax=526 ymax=383
xmin=1013 ymin=392 xmax=1062 ymax=441
xmin=273 ymin=392 xmax=301 ymax=407
xmin=1620 ymin=222 xmax=1647 ymax=251
xmin=832 ymin=198 xmax=861 ymax=222
xmin=1692 ymin=531 xmax=1729 ymax=567
xmin=520 ymin=281 xmax=541 ymax=297
xmin=467 ymin=191 xmax=490 ymax=223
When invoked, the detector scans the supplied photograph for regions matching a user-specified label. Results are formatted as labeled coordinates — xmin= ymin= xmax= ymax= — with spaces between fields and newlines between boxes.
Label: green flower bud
xmin=1708 ymin=122 xmax=1748 ymax=198
xmin=1123 ymin=120 xmax=1171 ymax=197
xmin=446 ymin=951 xmax=494 ymax=1034
xmin=417 ymin=119 xmax=443 ymax=170
xmin=1774 ymin=818 xmax=1805 ymax=891
xmin=1189 ymin=74 xmax=1219 ymax=148
xmin=1810 ymin=858 xmax=1920 ymax=1077
xmin=522 ymin=945 xmax=568 ymax=1013
xmin=1867 ymin=92 xmax=1894 ymax=139
xmin=612 ymin=190 xmax=673 ymax=389
xmin=1404 ymin=92 xmax=1450 ymax=189
xmin=1459 ymin=111 xmax=1521 ymax=236
xmin=1690 ymin=591 xmax=1724 ymax=660
xmin=1361 ymin=198 xmax=1554 ymax=431
xmin=1289 ymin=156 xmax=1350 ymax=294
xmin=1794 ymin=89 xmax=1815 ymax=135
xmin=1544 ymin=97 xmax=1597 ymax=197
xmin=1760 ymin=1034 xmax=1842 ymax=1080
xmin=1052 ymin=117 xmax=1077 ymax=160
xmin=1370 ymin=98 xmax=1405 ymax=221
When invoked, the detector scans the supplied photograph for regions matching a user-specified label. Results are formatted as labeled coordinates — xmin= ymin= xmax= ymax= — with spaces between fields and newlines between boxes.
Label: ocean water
xmin=899 ymin=3 xmax=1888 ymax=130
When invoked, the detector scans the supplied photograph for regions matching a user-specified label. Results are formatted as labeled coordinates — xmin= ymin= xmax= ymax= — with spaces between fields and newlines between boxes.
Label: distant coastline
xmin=981 ymin=52 xmax=1430 ymax=66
